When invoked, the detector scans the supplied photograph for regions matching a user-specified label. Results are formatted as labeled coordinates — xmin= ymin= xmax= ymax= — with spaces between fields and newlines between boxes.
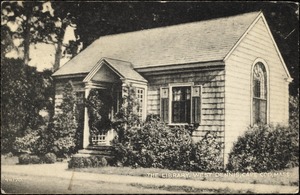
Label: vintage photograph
xmin=1 ymin=1 xmax=299 ymax=194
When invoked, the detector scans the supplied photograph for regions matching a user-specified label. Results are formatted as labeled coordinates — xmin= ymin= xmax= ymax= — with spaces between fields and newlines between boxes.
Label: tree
xmin=1 ymin=1 xmax=81 ymax=70
xmin=1 ymin=57 xmax=54 ymax=153
xmin=47 ymin=81 xmax=78 ymax=157
xmin=1 ymin=1 xmax=47 ymax=63
xmin=44 ymin=1 xmax=81 ymax=71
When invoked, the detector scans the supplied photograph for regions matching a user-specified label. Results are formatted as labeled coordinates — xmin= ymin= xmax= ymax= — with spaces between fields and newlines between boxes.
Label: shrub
xmin=18 ymin=154 xmax=41 ymax=164
xmin=68 ymin=157 xmax=84 ymax=168
xmin=112 ymin=116 xmax=223 ymax=172
xmin=227 ymin=125 xmax=299 ymax=172
xmin=86 ymin=89 xmax=112 ymax=136
xmin=68 ymin=156 xmax=108 ymax=168
xmin=14 ymin=130 xmax=40 ymax=154
xmin=1 ymin=58 xmax=54 ymax=154
xmin=190 ymin=132 xmax=224 ymax=172
xmin=30 ymin=155 xmax=41 ymax=164
xmin=289 ymin=92 xmax=299 ymax=131
xmin=44 ymin=153 xmax=57 ymax=164
xmin=40 ymin=81 xmax=78 ymax=158
xmin=101 ymin=156 xmax=108 ymax=166
xmin=18 ymin=154 xmax=31 ymax=164
xmin=111 ymin=84 xmax=223 ymax=171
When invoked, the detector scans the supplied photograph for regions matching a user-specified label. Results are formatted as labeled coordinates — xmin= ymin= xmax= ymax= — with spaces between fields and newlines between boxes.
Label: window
xmin=113 ymin=90 xmax=122 ymax=114
xmin=172 ymin=87 xmax=191 ymax=123
xmin=136 ymin=88 xmax=144 ymax=119
xmin=252 ymin=62 xmax=267 ymax=125
xmin=161 ymin=85 xmax=201 ymax=124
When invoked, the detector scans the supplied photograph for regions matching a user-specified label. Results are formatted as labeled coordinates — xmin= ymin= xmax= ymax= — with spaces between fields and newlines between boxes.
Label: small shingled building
xmin=52 ymin=11 xmax=292 ymax=164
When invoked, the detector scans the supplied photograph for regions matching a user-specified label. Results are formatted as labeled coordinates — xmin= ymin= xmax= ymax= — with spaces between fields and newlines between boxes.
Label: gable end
xmin=224 ymin=12 xmax=292 ymax=80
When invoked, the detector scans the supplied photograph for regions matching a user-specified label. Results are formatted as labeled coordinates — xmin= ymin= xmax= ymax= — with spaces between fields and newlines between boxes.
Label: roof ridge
xmin=103 ymin=57 xmax=132 ymax=64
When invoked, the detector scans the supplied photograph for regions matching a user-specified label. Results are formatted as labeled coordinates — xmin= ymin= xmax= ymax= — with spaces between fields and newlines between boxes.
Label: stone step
xmin=78 ymin=149 xmax=113 ymax=156
xmin=86 ymin=145 xmax=114 ymax=151
xmin=73 ymin=153 xmax=113 ymax=159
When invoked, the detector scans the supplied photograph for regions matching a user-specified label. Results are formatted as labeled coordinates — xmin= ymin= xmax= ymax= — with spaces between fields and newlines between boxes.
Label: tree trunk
xmin=53 ymin=40 xmax=62 ymax=72
xmin=23 ymin=12 xmax=31 ymax=65
xmin=53 ymin=23 xmax=68 ymax=72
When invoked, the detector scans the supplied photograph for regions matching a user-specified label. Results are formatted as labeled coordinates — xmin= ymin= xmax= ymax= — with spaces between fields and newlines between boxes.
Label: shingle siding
xmin=54 ymin=77 xmax=85 ymax=113
xmin=144 ymin=68 xmax=225 ymax=138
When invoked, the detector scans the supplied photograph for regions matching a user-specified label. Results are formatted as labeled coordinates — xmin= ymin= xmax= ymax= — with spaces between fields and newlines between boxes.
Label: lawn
xmin=2 ymin=154 xmax=298 ymax=187
xmin=1 ymin=155 xmax=19 ymax=165
xmin=74 ymin=166 xmax=299 ymax=186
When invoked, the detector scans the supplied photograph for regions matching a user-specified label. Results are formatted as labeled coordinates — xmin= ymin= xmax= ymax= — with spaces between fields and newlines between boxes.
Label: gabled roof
xmin=83 ymin=58 xmax=147 ymax=83
xmin=53 ymin=11 xmax=261 ymax=77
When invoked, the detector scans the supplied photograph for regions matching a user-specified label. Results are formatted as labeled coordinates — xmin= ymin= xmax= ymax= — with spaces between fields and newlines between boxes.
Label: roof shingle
xmin=53 ymin=11 xmax=260 ymax=76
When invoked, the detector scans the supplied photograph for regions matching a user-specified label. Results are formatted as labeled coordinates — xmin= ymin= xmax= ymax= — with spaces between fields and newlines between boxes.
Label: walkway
xmin=2 ymin=163 xmax=298 ymax=194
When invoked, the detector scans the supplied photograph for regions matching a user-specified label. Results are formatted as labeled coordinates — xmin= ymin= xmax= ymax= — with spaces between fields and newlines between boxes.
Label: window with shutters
xmin=252 ymin=62 xmax=267 ymax=125
xmin=160 ymin=84 xmax=201 ymax=124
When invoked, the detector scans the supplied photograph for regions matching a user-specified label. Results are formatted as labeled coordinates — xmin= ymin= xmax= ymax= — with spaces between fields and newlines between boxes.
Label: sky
xmin=4 ymin=1 xmax=77 ymax=71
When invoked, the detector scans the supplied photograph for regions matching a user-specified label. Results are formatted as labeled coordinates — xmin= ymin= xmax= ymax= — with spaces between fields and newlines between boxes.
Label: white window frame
xmin=250 ymin=58 xmax=270 ymax=125
xmin=168 ymin=82 xmax=194 ymax=125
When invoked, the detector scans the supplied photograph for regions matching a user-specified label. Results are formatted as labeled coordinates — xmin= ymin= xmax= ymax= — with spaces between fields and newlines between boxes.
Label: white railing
xmin=91 ymin=129 xmax=117 ymax=146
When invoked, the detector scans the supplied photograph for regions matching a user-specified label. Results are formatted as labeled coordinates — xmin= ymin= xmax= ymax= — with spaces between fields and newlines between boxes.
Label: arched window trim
xmin=250 ymin=58 xmax=270 ymax=125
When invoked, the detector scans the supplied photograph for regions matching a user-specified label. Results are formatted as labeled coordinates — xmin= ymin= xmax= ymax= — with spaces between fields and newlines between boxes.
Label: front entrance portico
xmin=81 ymin=58 xmax=147 ymax=149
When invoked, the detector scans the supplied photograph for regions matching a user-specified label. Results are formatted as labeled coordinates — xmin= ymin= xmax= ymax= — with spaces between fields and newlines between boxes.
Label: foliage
xmin=68 ymin=156 xmax=108 ymax=168
xmin=18 ymin=154 xmax=31 ymax=164
xmin=45 ymin=81 xmax=78 ymax=157
xmin=13 ymin=130 xmax=40 ymax=153
xmin=18 ymin=154 xmax=41 ymax=164
xmin=1 ymin=1 xmax=81 ymax=67
xmin=112 ymin=115 xmax=223 ymax=172
xmin=1 ymin=58 xmax=54 ymax=154
xmin=23 ymin=81 xmax=78 ymax=157
xmin=86 ymin=89 xmax=112 ymax=136
xmin=43 ymin=153 xmax=57 ymax=164
xmin=289 ymin=91 xmax=299 ymax=131
xmin=190 ymin=132 xmax=224 ymax=172
xmin=18 ymin=153 xmax=56 ymax=164
xmin=112 ymin=83 xmax=141 ymax=143
xmin=227 ymin=125 xmax=299 ymax=172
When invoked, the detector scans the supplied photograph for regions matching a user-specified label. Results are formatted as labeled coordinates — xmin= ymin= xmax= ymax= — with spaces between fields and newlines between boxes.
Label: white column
xmin=83 ymin=86 xmax=91 ymax=149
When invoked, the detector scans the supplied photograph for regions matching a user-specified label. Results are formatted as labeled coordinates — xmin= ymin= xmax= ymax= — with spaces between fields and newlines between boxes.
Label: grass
xmin=2 ymin=154 xmax=298 ymax=187
xmin=130 ymin=183 xmax=255 ymax=194
xmin=1 ymin=155 xmax=19 ymax=165
xmin=74 ymin=166 xmax=299 ymax=186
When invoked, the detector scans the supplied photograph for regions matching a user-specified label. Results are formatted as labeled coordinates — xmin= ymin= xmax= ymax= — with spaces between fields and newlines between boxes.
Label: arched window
xmin=252 ymin=62 xmax=267 ymax=124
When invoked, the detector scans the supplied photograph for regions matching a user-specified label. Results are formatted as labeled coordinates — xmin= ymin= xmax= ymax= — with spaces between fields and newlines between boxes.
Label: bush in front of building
xmin=43 ymin=153 xmax=57 ymax=164
xmin=190 ymin=132 xmax=224 ymax=172
xmin=68 ymin=156 xmax=108 ymax=168
xmin=18 ymin=154 xmax=41 ymax=164
xmin=112 ymin=115 xmax=223 ymax=172
xmin=18 ymin=153 xmax=57 ymax=164
xmin=227 ymin=124 xmax=299 ymax=172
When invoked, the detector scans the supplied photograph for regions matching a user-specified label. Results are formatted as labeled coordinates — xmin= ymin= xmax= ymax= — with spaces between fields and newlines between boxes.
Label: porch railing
xmin=91 ymin=129 xmax=117 ymax=146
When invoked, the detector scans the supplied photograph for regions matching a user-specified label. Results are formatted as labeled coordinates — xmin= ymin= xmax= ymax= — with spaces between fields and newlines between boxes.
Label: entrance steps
xmin=74 ymin=145 xmax=115 ymax=159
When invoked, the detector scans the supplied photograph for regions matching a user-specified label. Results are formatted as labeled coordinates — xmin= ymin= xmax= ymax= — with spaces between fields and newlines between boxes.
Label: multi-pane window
xmin=113 ymin=90 xmax=122 ymax=114
xmin=160 ymin=85 xmax=201 ymax=124
xmin=136 ymin=88 xmax=144 ymax=119
xmin=253 ymin=62 xmax=267 ymax=124
xmin=172 ymin=87 xmax=191 ymax=123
